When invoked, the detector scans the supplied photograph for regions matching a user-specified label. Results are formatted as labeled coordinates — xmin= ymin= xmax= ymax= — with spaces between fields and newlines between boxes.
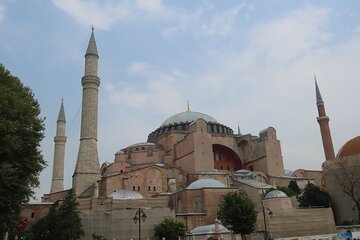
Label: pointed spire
xmin=57 ymin=98 xmax=66 ymax=122
xmin=187 ymin=101 xmax=192 ymax=112
xmin=315 ymin=75 xmax=324 ymax=104
xmin=85 ymin=26 xmax=98 ymax=57
xmin=237 ymin=122 xmax=241 ymax=135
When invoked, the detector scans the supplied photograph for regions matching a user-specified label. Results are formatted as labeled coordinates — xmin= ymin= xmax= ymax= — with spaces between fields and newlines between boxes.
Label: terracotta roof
xmin=337 ymin=136 xmax=360 ymax=158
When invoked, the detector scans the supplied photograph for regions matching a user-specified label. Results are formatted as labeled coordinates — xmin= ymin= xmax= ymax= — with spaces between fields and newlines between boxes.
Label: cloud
xmin=136 ymin=0 xmax=163 ymax=13
xmin=201 ymin=4 xmax=245 ymax=37
xmin=104 ymin=62 xmax=184 ymax=114
xmin=52 ymin=0 xmax=129 ymax=30
xmin=250 ymin=7 xmax=331 ymax=64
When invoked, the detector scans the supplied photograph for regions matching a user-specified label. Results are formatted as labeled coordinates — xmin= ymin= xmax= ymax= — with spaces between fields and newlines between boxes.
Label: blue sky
xmin=1 ymin=0 xmax=360 ymax=200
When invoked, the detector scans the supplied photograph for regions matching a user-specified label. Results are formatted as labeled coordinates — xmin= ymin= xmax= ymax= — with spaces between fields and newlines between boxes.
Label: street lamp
xmin=261 ymin=202 xmax=273 ymax=240
xmin=133 ymin=208 xmax=147 ymax=240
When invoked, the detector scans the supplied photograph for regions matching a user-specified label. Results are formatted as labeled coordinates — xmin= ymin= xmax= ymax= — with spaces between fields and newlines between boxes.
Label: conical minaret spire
xmin=315 ymin=77 xmax=335 ymax=161
xmin=73 ymin=29 xmax=101 ymax=195
xmin=50 ymin=99 xmax=66 ymax=193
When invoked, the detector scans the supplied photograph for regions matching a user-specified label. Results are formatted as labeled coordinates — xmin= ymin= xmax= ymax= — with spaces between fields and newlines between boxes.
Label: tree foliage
xmin=91 ymin=233 xmax=108 ymax=240
xmin=288 ymin=180 xmax=301 ymax=194
xmin=298 ymin=183 xmax=331 ymax=208
xmin=154 ymin=218 xmax=186 ymax=240
xmin=31 ymin=189 xmax=84 ymax=240
xmin=217 ymin=191 xmax=257 ymax=238
xmin=0 ymin=64 xmax=45 ymax=236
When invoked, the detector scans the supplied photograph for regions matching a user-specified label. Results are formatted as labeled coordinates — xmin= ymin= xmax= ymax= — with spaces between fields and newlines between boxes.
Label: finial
xmin=273 ymin=181 xmax=277 ymax=189
xmin=57 ymin=98 xmax=66 ymax=122
xmin=187 ymin=101 xmax=192 ymax=112
xmin=314 ymin=75 xmax=324 ymax=104
xmin=85 ymin=26 xmax=98 ymax=57
xmin=237 ymin=122 xmax=241 ymax=135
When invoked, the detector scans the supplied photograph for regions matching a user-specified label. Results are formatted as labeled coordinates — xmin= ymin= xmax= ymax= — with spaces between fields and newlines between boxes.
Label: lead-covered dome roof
xmin=147 ymin=108 xmax=234 ymax=142
xmin=109 ymin=190 xmax=144 ymax=200
xmin=187 ymin=179 xmax=226 ymax=190
xmin=337 ymin=136 xmax=360 ymax=158
xmin=264 ymin=189 xmax=288 ymax=199
xmin=161 ymin=111 xmax=218 ymax=126
xmin=191 ymin=224 xmax=230 ymax=235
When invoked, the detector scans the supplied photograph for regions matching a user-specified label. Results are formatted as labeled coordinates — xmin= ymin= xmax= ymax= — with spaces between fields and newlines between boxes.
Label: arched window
xmin=193 ymin=196 xmax=202 ymax=212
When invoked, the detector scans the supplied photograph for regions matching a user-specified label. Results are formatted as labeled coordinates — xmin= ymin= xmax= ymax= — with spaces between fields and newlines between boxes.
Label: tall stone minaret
xmin=315 ymin=78 xmax=335 ymax=160
xmin=73 ymin=28 xmax=101 ymax=195
xmin=50 ymin=99 xmax=66 ymax=193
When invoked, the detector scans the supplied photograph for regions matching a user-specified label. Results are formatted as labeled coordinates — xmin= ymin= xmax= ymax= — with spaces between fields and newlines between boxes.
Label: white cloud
xmin=52 ymin=0 xmax=129 ymax=30
xmin=136 ymin=0 xmax=163 ymax=13
xmin=250 ymin=7 xmax=331 ymax=64
xmin=201 ymin=4 xmax=245 ymax=37
xmin=104 ymin=62 xmax=184 ymax=114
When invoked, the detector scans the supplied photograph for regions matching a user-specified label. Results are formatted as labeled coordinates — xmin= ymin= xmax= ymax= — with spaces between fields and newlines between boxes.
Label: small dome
xmin=128 ymin=142 xmax=157 ymax=148
xmin=191 ymin=224 xmax=230 ymax=235
xmin=187 ymin=179 xmax=226 ymax=190
xmin=264 ymin=190 xmax=288 ymax=199
xmin=234 ymin=169 xmax=252 ymax=175
xmin=109 ymin=190 xmax=144 ymax=200
xmin=337 ymin=136 xmax=360 ymax=158
xmin=161 ymin=111 xmax=218 ymax=127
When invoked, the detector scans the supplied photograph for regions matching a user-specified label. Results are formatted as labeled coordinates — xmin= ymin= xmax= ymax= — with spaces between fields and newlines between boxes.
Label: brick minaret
xmin=315 ymin=78 xmax=335 ymax=160
xmin=50 ymin=99 xmax=66 ymax=193
xmin=73 ymin=28 xmax=101 ymax=195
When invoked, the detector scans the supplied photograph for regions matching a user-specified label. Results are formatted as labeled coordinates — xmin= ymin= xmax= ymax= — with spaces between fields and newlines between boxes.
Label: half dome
xmin=187 ymin=179 xmax=226 ymax=190
xmin=264 ymin=189 xmax=288 ymax=199
xmin=337 ymin=136 xmax=360 ymax=158
xmin=109 ymin=190 xmax=144 ymax=200
xmin=161 ymin=111 xmax=218 ymax=127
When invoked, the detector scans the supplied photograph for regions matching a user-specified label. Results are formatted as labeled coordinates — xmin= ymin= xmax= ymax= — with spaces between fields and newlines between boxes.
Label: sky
xmin=1 ymin=0 xmax=360 ymax=201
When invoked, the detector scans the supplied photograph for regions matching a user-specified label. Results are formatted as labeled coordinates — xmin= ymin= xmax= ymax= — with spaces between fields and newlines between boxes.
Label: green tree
xmin=154 ymin=218 xmax=186 ymax=240
xmin=288 ymin=180 xmax=301 ymax=194
xmin=0 ymin=64 xmax=45 ymax=237
xmin=91 ymin=233 xmax=107 ymax=240
xmin=217 ymin=191 xmax=257 ymax=239
xmin=31 ymin=189 xmax=84 ymax=240
xmin=277 ymin=186 xmax=297 ymax=197
xmin=298 ymin=183 xmax=331 ymax=208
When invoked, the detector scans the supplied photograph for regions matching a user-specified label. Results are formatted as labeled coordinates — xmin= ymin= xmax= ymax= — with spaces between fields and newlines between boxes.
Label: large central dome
xmin=161 ymin=111 xmax=218 ymax=126
xmin=147 ymin=108 xmax=233 ymax=142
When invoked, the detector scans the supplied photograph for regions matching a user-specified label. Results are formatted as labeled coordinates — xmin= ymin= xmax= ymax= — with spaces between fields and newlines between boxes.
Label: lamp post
xmin=261 ymin=202 xmax=273 ymax=240
xmin=133 ymin=208 xmax=147 ymax=240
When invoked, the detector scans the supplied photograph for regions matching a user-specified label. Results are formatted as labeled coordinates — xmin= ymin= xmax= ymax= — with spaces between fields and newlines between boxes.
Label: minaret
xmin=315 ymin=77 xmax=335 ymax=160
xmin=73 ymin=28 xmax=101 ymax=195
xmin=50 ymin=99 xmax=66 ymax=193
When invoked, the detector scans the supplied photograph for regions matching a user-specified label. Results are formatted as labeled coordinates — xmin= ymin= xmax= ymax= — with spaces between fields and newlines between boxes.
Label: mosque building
xmin=314 ymin=80 xmax=360 ymax=225
xmin=21 ymin=30 xmax=340 ymax=240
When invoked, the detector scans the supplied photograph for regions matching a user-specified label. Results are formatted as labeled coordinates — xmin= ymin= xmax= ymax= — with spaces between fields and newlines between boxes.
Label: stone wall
xmin=79 ymin=197 xmax=174 ymax=240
